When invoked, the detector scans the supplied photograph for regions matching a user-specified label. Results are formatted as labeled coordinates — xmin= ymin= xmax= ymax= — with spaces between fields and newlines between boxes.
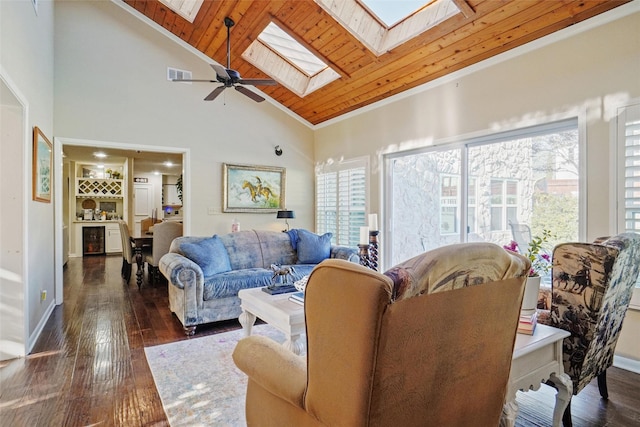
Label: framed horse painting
xmin=223 ymin=163 xmax=286 ymax=213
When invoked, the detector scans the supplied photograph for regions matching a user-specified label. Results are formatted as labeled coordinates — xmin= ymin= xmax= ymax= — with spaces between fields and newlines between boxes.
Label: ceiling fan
xmin=173 ymin=17 xmax=277 ymax=103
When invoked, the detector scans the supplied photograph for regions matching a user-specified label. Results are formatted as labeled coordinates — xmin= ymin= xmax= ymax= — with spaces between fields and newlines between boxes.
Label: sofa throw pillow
xmin=297 ymin=229 xmax=332 ymax=264
xmin=180 ymin=235 xmax=232 ymax=276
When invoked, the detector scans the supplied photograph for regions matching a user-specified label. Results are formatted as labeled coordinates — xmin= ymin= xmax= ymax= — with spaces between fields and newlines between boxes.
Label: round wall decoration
xmin=82 ymin=198 xmax=96 ymax=209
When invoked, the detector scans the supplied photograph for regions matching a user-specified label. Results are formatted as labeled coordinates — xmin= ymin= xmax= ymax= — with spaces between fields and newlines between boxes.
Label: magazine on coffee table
xmin=288 ymin=291 xmax=305 ymax=305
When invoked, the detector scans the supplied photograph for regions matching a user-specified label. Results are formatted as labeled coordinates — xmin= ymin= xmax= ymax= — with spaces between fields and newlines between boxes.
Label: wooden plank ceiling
xmin=123 ymin=0 xmax=630 ymax=125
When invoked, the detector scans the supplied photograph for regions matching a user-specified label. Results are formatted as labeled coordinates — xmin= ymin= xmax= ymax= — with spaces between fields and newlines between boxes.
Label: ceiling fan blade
xmin=238 ymin=78 xmax=277 ymax=86
xmin=172 ymin=79 xmax=217 ymax=83
xmin=235 ymin=85 xmax=265 ymax=103
xmin=210 ymin=63 xmax=230 ymax=81
xmin=204 ymin=86 xmax=226 ymax=101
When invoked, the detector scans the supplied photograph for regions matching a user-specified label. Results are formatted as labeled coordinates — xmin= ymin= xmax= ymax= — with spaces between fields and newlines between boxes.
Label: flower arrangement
xmin=504 ymin=229 xmax=553 ymax=277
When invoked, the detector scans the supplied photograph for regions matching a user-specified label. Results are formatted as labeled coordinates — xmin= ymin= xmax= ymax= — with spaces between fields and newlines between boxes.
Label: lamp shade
xmin=276 ymin=210 xmax=295 ymax=219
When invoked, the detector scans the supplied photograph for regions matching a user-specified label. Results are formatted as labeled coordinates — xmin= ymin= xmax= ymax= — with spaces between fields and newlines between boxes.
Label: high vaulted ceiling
xmin=122 ymin=0 xmax=630 ymax=126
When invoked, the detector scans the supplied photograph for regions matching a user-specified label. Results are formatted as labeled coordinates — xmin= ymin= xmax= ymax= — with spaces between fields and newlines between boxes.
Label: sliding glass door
xmin=385 ymin=119 xmax=580 ymax=267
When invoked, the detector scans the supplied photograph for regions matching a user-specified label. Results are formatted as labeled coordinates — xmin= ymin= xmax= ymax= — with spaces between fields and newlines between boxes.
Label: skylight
xmin=317 ymin=0 xmax=462 ymax=55
xmin=359 ymin=0 xmax=429 ymax=27
xmin=158 ymin=0 xmax=204 ymax=23
xmin=258 ymin=22 xmax=327 ymax=77
xmin=243 ymin=22 xmax=341 ymax=97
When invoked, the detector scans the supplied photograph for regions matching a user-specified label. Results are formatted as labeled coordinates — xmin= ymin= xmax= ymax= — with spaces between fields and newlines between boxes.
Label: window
xmin=316 ymin=158 xmax=368 ymax=247
xmin=440 ymin=175 xmax=459 ymax=234
xmin=467 ymin=178 xmax=477 ymax=233
xmin=385 ymin=119 xmax=580 ymax=267
xmin=317 ymin=0 xmax=462 ymax=55
xmin=616 ymin=101 xmax=640 ymax=309
xmin=490 ymin=179 xmax=518 ymax=231
xmin=243 ymin=22 xmax=340 ymax=97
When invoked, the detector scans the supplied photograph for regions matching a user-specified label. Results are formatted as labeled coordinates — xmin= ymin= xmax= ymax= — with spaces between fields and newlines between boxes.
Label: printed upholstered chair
xmin=539 ymin=233 xmax=640 ymax=427
xmin=233 ymin=243 xmax=530 ymax=426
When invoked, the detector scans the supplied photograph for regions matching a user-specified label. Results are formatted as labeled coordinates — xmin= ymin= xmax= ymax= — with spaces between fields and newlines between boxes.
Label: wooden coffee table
xmin=238 ymin=287 xmax=306 ymax=355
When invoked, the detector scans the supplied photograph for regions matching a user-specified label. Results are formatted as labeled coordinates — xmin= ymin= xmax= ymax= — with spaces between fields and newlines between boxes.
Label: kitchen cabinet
xmin=73 ymin=222 xmax=121 ymax=256
xmin=106 ymin=223 xmax=122 ymax=253
xmin=76 ymin=178 xmax=123 ymax=198
xmin=163 ymin=184 xmax=181 ymax=206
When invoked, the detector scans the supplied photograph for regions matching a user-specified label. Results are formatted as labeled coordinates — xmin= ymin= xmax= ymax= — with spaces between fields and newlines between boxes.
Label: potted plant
xmin=504 ymin=229 xmax=552 ymax=314
xmin=176 ymin=174 xmax=183 ymax=204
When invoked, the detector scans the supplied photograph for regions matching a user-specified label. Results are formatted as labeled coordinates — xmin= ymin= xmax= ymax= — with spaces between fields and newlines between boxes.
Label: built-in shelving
xmin=76 ymin=178 xmax=123 ymax=198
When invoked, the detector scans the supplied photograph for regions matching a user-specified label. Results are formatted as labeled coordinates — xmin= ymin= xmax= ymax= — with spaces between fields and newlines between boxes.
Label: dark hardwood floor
xmin=1 ymin=254 xmax=639 ymax=426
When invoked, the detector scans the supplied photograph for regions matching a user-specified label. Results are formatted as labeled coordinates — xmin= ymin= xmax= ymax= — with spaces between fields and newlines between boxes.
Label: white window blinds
xmin=316 ymin=158 xmax=368 ymax=246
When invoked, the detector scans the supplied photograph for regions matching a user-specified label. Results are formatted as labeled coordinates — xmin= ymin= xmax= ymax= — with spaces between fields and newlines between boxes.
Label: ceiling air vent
xmin=167 ymin=67 xmax=192 ymax=83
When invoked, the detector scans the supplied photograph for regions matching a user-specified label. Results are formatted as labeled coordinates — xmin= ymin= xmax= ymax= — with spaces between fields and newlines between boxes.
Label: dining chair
xmin=118 ymin=220 xmax=151 ymax=284
xmin=144 ymin=221 xmax=183 ymax=284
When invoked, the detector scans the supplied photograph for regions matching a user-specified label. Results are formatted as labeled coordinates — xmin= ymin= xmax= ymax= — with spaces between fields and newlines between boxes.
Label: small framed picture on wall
xmin=32 ymin=126 xmax=52 ymax=203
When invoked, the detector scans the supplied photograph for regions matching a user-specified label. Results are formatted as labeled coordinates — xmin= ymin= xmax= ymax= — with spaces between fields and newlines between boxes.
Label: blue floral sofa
xmin=159 ymin=229 xmax=358 ymax=335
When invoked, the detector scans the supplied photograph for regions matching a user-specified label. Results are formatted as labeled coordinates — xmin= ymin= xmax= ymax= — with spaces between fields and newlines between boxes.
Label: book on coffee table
xmin=288 ymin=291 xmax=305 ymax=305
xmin=262 ymin=284 xmax=297 ymax=295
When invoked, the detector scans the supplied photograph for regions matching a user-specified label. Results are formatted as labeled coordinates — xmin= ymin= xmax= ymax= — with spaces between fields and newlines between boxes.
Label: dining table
xmin=130 ymin=232 xmax=153 ymax=289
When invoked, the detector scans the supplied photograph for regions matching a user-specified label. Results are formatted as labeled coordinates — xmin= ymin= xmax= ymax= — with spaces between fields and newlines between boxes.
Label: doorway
xmin=0 ymin=76 xmax=27 ymax=361
xmin=54 ymin=138 xmax=189 ymax=301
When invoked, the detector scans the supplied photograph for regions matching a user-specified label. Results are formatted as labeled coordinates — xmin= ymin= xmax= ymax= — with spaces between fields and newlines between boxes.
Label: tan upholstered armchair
xmin=233 ymin=242 xmax=530 ymax=426
xmin=538 ymin=233 xmax=640 ymax=427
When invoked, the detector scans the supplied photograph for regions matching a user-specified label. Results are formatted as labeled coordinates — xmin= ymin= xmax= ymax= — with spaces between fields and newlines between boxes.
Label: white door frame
xmin=53 ymin=137 xmax=190 ymax=305
xmin=0 ymin=67 xmax=29 ymax=359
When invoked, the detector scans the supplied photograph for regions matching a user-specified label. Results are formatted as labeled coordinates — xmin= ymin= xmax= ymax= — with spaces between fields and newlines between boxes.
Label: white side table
xmin=501 ymin=324 xmax=573 ymax=427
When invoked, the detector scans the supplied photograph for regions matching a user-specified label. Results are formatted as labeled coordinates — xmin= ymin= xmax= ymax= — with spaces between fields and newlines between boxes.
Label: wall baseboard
xmin=614 ymin=354 xmax=640 ymax=374
xmin=28 ymin=300 xmax=55 ymax=354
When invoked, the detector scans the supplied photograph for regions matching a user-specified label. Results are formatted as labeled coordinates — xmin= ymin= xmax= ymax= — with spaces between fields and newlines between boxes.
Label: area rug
xmin=144 ymin=325 xmax=290 ymax=426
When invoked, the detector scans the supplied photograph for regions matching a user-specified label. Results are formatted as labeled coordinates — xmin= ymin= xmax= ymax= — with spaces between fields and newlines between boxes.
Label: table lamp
xmin=276 ymin=210 xmax=295 ymax=231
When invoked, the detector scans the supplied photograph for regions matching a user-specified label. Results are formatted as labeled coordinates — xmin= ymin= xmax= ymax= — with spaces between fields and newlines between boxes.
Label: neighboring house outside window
xmin=385 ymin=119 xmax=580 ymax=267
xmin=467 ymin=177 xmax=477 ymax=234
xmin=440 ymin=175 xmax=459 ymax=234
xmin=490 ymin=179 xmax=518 ymax=231
xmin=316 ymin=157 xmax=368 ymax=247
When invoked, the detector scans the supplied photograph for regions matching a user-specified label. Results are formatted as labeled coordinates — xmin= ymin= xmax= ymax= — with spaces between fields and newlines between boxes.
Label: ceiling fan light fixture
xmin=171 ymin=16 xmax=277 ymax=103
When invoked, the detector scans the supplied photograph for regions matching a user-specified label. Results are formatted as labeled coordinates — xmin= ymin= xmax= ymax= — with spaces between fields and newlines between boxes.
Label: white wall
xmin=1 ymin=0 xmax=56 ymax=356
xmin=315 ymin=7 xmax=640 ymax=363
xmin=53 ymin=0 xmax=315 ymax=236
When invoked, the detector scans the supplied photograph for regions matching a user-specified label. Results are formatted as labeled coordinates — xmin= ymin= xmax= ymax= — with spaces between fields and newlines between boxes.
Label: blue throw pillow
xmin=297 ymin=229 xmax=332 ymax=264
xmin=180 ymin=235 xmax=232 ymax=276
